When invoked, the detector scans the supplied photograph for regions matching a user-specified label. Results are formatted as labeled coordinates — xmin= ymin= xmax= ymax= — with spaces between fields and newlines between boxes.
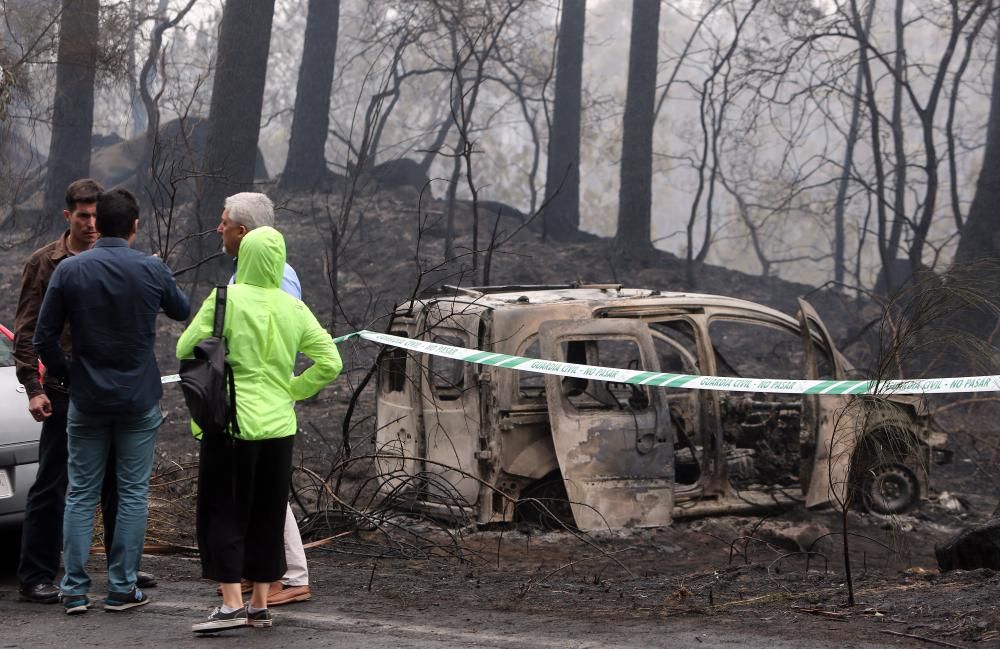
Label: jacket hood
xmin=235 ymin=226 xmax=285 ymax=289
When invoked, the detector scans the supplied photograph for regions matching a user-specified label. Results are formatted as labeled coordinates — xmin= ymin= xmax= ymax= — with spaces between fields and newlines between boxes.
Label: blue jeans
xmin=17 ymin=389 xmax=120 ymax=588
xmin=61 ymin=403 xmax=162 ymax=596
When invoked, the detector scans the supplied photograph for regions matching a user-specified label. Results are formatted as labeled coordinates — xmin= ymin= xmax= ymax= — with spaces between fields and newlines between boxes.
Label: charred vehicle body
xmin=374 ymin=285 xmax=945 ymax=531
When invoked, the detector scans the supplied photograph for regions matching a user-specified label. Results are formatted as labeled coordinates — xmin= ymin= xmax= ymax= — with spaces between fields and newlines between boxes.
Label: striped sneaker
xmin=191 ymin=605 xmax=248 ymax=633
xmin=246 ymin=606 xmax=273 ymax=629
xmin=104 ymin=587 xmax=150 ymax=611
xmin=62 ymin=594 xmax=90 ymax=615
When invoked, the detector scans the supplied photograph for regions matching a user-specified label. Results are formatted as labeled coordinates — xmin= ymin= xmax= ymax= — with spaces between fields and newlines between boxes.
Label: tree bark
xmin=43 ymin=0 xmax=99 ymax=227
xmin=199 ymin=0 xmax=276 ymax=218
xmin=543 ymin=0 xmax=585 ymax=241
xmin=614 ymin=0 xmax=659 ymax=260
xmin=849 ymin=0 xmax=890 ymax=292
xmin=419 ymin=115 xmax=453 ymax=175
xmin=833 ymin=0 xmax=875 ymax=285
xmin=954 ymin=22 xmax=1000 ymax=266
xmin=885 ymin=0 xmax=907 ymax=287
xmin=279 ymin=0 xmax=340 ymax=191
xmin=138 ymin=0 xmax=197 ymax=200
xmin=953 ymin=24 xmax=1000 ymax=337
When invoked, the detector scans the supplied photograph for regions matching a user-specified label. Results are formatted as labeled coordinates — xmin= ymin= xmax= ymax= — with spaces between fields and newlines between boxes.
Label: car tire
xmin=860 ymin=463 xmax=919 ymax=515
xmin=513 ymin=470 xmax=575 ymax=529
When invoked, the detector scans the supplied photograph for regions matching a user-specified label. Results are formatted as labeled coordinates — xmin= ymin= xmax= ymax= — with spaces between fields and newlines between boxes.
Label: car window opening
xmin=559 ymin=339 xmax=650 ymax=413
xmin=381 ymin=336 xmax=409 ymax=393
xmin=429 ymin=333 xmax=465 ymax=401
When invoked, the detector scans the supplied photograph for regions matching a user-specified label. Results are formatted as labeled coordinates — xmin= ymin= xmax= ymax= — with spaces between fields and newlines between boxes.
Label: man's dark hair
xmin=64 ymin=178 xmax=103 ymax=211
xmin=96 ymin=188 xmax=139 ymax=239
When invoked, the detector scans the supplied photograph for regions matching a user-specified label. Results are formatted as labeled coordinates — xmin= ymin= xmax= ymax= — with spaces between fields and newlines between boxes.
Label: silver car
xmin=0 ymin=323 xmax=41 ymax=526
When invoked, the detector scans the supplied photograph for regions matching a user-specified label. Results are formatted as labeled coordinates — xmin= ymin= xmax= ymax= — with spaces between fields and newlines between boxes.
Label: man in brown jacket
xmin=14 ymin=179 xmax=155 ymax=603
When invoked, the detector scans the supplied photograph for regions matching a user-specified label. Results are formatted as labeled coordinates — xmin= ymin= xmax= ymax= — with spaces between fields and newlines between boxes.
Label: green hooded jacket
xmin=176 ymin=226 xmax=342 ymax=440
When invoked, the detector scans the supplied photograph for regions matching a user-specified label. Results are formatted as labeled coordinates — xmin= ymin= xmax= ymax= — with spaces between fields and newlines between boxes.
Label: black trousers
xmin=17 ymin=389 xmax=119 ymax=587
xmin=197 ymin=434 xmax=293 ymax=584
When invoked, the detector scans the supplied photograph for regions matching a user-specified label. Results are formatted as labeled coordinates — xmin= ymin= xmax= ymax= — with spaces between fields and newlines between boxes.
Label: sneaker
xmin=246 ymin=606 xmax=273 ymax=629
xmin=62 ymin=594 xmax=90 ymax=615
xmin=267 ymin=583 xmax=311 ymax=606
xmin=191 ymin=606 xmax=249 ymax=633
xmin=104 ymin=587 xmax=150 ymax=611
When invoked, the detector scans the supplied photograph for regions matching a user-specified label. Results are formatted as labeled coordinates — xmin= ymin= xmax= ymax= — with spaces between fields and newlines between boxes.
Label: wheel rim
xmin=864 ymin=464 xmax=918 ymax=514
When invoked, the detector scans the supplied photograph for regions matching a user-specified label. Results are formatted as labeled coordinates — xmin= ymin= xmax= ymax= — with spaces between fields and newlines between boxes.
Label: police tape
xmin=160 ymin=329 xmax=1000 ymax=396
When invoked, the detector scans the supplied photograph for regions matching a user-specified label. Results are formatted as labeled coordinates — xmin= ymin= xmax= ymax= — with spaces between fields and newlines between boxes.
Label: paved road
xmin=0 ymin=590 xmax=900 ymax=649
xmin=0 ymin=532 xmax=927 ymax=649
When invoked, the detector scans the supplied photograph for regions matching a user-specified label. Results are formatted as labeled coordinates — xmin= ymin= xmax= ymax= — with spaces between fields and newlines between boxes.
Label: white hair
xmin=224 ymin=192 xmax=274 ymax=231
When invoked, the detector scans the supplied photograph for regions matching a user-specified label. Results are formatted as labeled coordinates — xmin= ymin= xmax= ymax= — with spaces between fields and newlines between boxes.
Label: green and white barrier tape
xmin=161 ymin=329 xmax=1000 ymax=396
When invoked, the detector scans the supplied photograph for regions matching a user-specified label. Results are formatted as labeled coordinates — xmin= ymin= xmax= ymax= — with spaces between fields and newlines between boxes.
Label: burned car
xmin=374 ymin=285 xmax=944 ymax=531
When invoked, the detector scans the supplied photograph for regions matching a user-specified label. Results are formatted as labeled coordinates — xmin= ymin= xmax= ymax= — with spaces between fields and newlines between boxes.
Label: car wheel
xmin=861 ymin=463 xmax=919 ymax=515
xmin=513 ymin=470 xmax=575 ymax=529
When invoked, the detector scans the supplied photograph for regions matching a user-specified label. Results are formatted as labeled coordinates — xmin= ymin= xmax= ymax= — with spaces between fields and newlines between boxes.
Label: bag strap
xmin=215 ymin=285 xmax=241 ymax=439
xmin=212 ymin=285 xmax=227 ymax=338
xmin=226 ymin=363 xmax=241 ymax=438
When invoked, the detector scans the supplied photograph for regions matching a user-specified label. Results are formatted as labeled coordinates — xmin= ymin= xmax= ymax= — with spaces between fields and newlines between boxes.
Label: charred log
xmin=935 ymin=519 xmax=1000 ymax=571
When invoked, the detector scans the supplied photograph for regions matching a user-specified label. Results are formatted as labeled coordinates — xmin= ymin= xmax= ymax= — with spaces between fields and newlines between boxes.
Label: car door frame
xmin=796 ymin=298 xmax=853 ymax=508
xmin=539 ymin=318 xmax=673 ymax=531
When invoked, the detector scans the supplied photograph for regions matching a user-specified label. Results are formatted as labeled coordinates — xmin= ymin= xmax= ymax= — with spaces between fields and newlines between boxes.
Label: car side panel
xmin=0 ymin=366 xmax=42 ymax=523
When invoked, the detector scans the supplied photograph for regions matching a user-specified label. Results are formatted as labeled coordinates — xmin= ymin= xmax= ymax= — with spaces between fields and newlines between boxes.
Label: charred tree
xmin=833 ymin=0 xmax=875 ymax=285
xmin=279 ymin=0 xmax=340 ymax=192
xmin=543 ymin=0 xmax=585 ymax=241
xmin=952 ymin=24 xmax=1000 ymax=338
xmin=43 ymin=0 xmax=99 ymax=227
xmin=955 ymin=26 xmax=1000 ymax=268
xmin=199 ymin=0 xmax=276 ymax=217
xmin=137 ymin=0 xmax=197 ymax=198
xmin=614 ymin=0 xmax=659 ymax=261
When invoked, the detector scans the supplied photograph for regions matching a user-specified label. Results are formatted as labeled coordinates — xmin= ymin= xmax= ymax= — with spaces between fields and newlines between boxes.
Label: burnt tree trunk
xmin=955 ymin=26 xmax=1000 ymax=267
xmin=199 ymin=0 xmax=276 ymax=218
xmin=614 ymin=0 xmax=659 ymax=260
xmin=43 ymin=0 xmax=99 ymax=227
xmin=953 ymin=25 xmax=1000 ymax=339
xmin=279 ymin=0 xmax=340 ymax=192
xmin=419 ymin=116 xmax=452 ymax=176
xmin=543 ymin=0 xmax=585 ymax=241
xmin=833 ymin=0 xmax=875 ymax=285
xmin=138 ymin=0 xmax=197 ymax=200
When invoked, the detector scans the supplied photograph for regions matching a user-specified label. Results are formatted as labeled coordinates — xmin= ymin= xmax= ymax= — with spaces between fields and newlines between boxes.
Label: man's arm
xmin=14 ymin=255 xmax=53 ymax=420
xmin=176 ymin=288 xmax=217 ymax=360
xmin=158 ymin=261 xmax=191 ymax=321
xmin=13 ymin=256 xmax=45 ymax=399
xmin=32 ymin=267 xmax=70 ymax=382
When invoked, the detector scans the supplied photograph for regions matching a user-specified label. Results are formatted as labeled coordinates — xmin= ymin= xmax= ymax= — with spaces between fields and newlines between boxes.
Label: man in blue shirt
xmin=14 ymin=178 xmax=154 ymax=604
xmin=34 ymin=188 xmax=190 ymax=614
